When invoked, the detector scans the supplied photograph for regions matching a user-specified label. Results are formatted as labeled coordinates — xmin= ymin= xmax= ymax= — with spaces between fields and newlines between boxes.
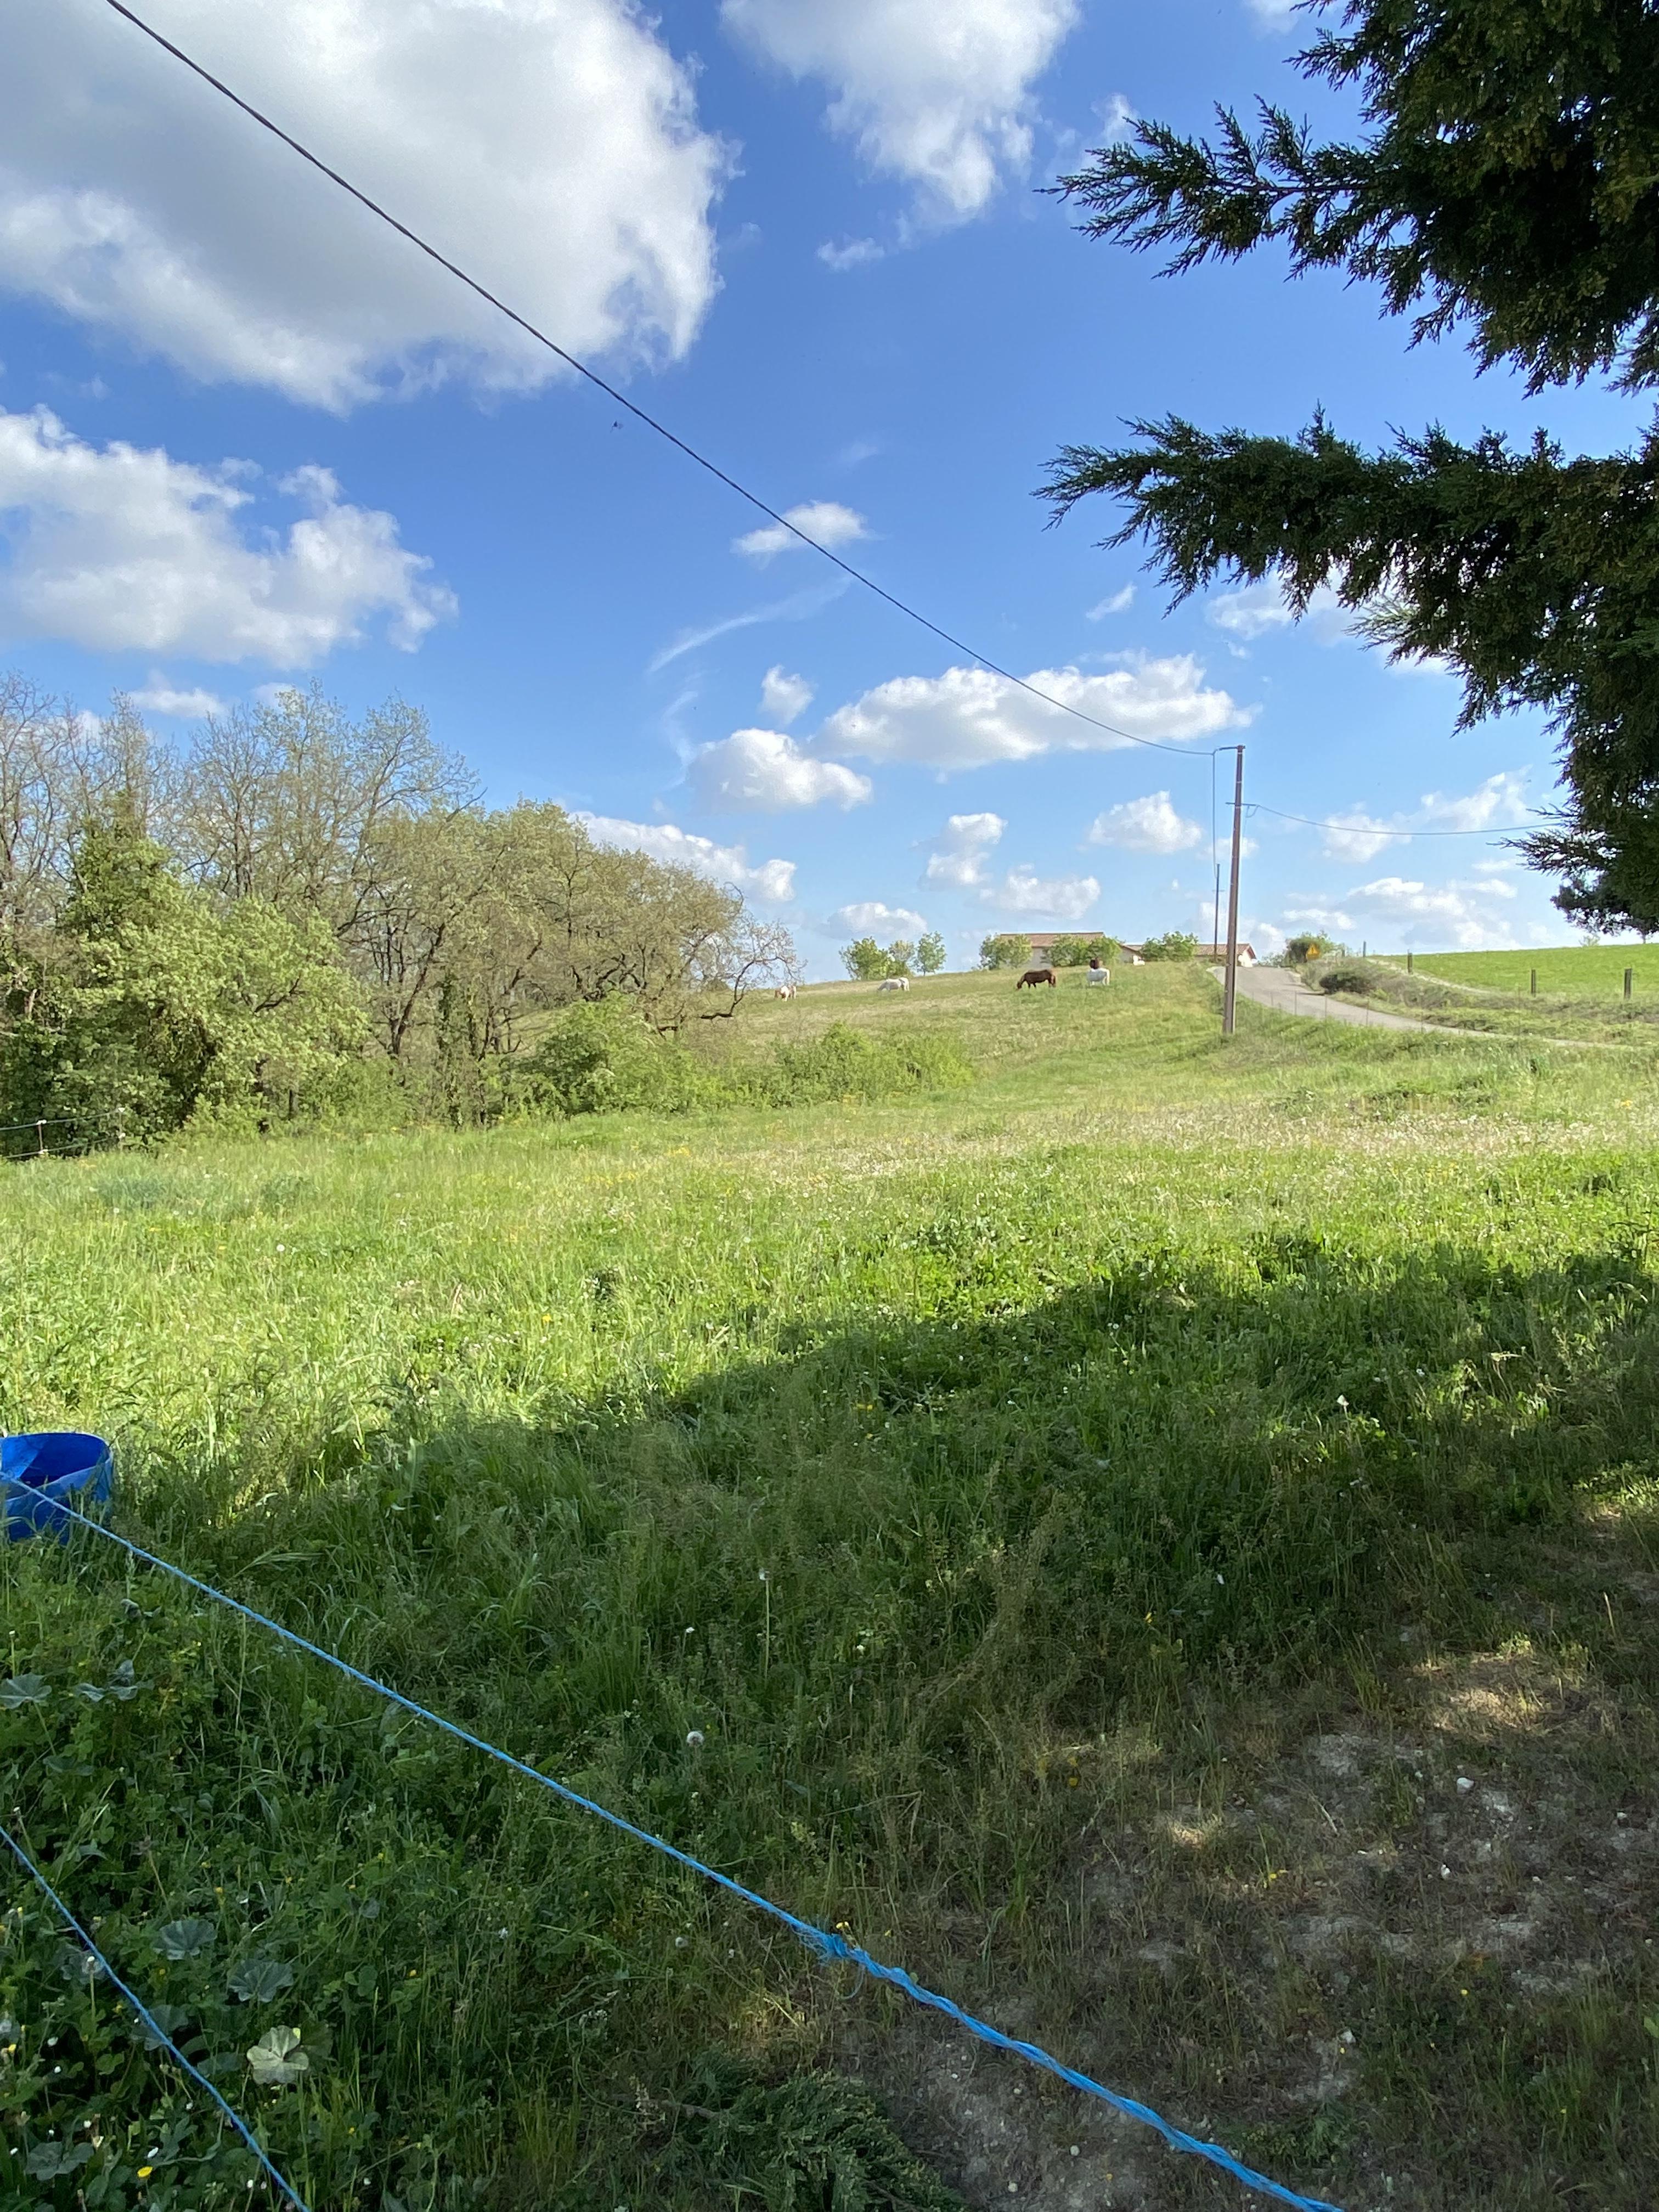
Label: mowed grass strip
xmin=2 ymin=966 xmax=1657 ymax=2211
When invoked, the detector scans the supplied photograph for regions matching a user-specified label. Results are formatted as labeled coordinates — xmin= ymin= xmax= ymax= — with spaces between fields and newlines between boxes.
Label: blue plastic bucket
xmin=2 ymin=1431 xmax=114 ymax=1542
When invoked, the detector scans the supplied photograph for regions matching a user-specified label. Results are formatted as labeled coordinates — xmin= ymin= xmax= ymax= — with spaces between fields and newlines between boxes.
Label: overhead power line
xmin=100 ymin=0 xmax=1210 ymax=764
xmin=1248 ymin=803 xmax=1532 ymax=840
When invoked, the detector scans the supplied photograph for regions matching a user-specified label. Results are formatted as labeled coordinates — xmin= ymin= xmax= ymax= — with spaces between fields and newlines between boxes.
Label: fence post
xmin=1531 ymin=968 xmax=1538 ymax=996
xmin=1406 ymin=950 xmax=1413 ymax=974
xmin=1626 ymin=966 xmax=1634 ymax=1002
xmin=36 ymin=1121 xmax=46 ymax=1157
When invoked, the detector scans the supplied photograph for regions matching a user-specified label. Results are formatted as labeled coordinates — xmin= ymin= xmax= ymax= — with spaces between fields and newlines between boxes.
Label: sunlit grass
xmin=3 ymin=965 xmax=1657 ymax=2210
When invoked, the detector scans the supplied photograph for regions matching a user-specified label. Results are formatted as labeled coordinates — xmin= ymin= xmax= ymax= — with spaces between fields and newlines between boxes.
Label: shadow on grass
xmin=7 ymin=1225 xmax=1659 ymax=2210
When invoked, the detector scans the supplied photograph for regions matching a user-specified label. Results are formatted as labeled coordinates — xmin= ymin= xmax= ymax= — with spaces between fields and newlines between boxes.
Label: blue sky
xmin=2 ymin=0 xmax=1645 ymax=972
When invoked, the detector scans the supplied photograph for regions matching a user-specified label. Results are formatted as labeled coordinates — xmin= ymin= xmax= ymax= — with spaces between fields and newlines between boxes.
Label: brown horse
xmin=1015 ymin=967 xmax=1056 ymax=989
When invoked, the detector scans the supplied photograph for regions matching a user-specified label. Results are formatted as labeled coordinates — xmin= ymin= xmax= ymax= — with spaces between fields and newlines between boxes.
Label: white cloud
xmin=923 ymin=811 xmax=1005 ymax=887
xmin=1314 ymin=771 xmax=1532 ymax=859
xmin=1087 ymin=791 xmax=1205 ymax=855
xmin=128 ymin=675 xmax=225 ymax=718
xmin=1246 ymin=0 xmax=1299 ymax=25
xmin=733 ymin=500 xmax=870 ymax=561
xmin=1208 ymin=579 xmax=1296 ymax=641
xmin=985 ymin=865 xmax=1099 ymax=919
xmin=820 ymin=656 xmax=1250 ymax=770
xmin=0 ymin=407 xmax=452 ymax=664
xmin=1418 ymin=771 xmax=1531 ymax=832
xmin=1086 ymin=585 xmax=1136 ymax=619
xmin=577 ymin=812 xmax=795 ymax=902
xmin=818 ymin=237 xmax=885 ymax=271
xmin=1280 ymin=873 xmax=1525 ymax=951
xmin=1 ymin=0 xmax=726 ymax=410
xmin=759 ymin=665 xmax=814 ymax=724
xmin=830 ymin=900 xmax=928 ymax=936
xmin=723 ymin=0 xmax=1080 ymax=222
xmin=688 ymin=727 xmax=872 ymax=811
xmin=647 ymin=577 xmax=849 ymax=673
xmin=1094 ymin=93 xmax=1137 ymax=142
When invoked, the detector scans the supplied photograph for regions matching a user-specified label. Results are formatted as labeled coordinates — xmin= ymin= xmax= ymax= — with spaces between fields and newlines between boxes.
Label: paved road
xmin=1214 ymin=964 xmax=1449 ymax=1032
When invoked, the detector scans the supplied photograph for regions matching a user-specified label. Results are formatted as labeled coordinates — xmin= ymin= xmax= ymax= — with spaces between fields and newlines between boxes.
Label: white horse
xmin=878 ymin=976 xmax=910 ymax=992
xmin=774 ymin=983 xmax=798 ymax=1000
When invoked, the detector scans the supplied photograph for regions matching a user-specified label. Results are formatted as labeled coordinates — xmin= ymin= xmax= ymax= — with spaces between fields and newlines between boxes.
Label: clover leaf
xmin=154 ymin=1917 xmax=217 ymax=1961
xmin=246 ymin=2027 xmax=308 ymax=2086
xmin=229 ymin=1954 xmax=295 ymax=2004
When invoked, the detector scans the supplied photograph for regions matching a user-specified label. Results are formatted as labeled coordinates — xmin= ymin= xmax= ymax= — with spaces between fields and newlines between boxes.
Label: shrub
xmin=510 ymin=996 xmax=701 ymax=1117
xmin=746 ymin=1022 xmax=972 ymax=1106
xmin=840 ymin=936 xmax=889 ymax=981
xmin=1317 ymin=963 xmax=1374 ymax=995
xmin=1141 ymin=930 xmax=1199 ymax=961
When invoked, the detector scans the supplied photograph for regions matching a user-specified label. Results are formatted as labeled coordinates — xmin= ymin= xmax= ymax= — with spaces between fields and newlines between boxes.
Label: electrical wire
xmin=1248 ymin=803 xmax=1532 ymax=840
xmin=98 ymin=0 xmax=1210 ymax=765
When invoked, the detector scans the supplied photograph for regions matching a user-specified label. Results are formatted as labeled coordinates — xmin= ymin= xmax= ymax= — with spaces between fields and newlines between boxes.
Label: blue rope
xmin=0 ymin=1816 xmax=310 ymax=2210
xmin=5 ymin=1486 xmax=1346 ymax=2212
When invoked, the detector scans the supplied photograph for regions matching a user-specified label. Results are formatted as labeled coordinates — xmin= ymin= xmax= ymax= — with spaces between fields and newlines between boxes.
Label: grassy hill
xmin=1410 ymin=944 xmax=1659 ymax=995
xmin=3 ymin=965 xmax=1657 ymax=2212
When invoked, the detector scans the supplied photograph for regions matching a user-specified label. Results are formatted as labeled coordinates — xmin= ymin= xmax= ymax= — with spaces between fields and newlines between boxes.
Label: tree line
xmin=0 ymin=676 xmax=795 ymax=1141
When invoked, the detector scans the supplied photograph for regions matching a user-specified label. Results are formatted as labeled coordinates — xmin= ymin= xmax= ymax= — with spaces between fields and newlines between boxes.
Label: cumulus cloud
xmin=923 ymin=811 xmax=1005 ymax=887
xmin=1314 ymin=771 xmax=1532 ymax=860
xmin=1 ymin=0 xmax=726 ymax=410
xmin=759 ymin=665 xmax=814 ymax=723
xmin=921 ymin=812 xmax=1096 ymax=916
xmin=722 ymin=0 xmax=1079 ymax=222
xmin=1087 ymin=791 xmax=1205 ymax=855
xmin=127 ymin=675 xmax=225 ymax=718
xmin=0 ymin=408 xmax=453 ymax=664
xmin=830 ymin=899 xmax=928 ymax=936
xmin=820 ymin=656 xmax=1250 ymax=770
xmin=984 ymin=865 xmax=1099 ymax=919
xmin=687 ymin=727 xmax=872 ymax=811
xmin=1245 ymin=0 xmax=1299 ymax=26
xmin=733 ymin=500 xmax=869 ymax=561
xmin=577 ymin=812 xmax=795 ymax=902
xmin=1280 ymin=873 xmax=1524 ymax=951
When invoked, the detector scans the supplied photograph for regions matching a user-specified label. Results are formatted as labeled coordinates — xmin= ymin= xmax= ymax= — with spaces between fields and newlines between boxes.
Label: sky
xmin=1 ymin=0 xmax=1646 ymax=972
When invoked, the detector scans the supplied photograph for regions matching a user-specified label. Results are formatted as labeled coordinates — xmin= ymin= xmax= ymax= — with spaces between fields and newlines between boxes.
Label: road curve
xmin=1214 ymin=964 xmax=1449 ymax=1032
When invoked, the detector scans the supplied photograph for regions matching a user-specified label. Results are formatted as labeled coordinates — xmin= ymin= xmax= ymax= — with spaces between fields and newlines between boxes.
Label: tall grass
xmin=3 ymin=967 xmax=1658 ymax=2210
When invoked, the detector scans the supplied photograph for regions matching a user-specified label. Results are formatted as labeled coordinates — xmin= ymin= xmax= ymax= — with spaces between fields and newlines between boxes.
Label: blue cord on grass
xmin=0 ymin=1816 xmax=310 ymax=2210
xmin=4 ymin=1484 xmax=1347 ymax=2212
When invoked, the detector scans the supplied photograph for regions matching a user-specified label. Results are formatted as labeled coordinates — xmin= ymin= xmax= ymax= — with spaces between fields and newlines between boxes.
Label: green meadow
xmin=4 ymin=964 xmax=1659 ymax=2211
xmin=1409 ymin=945 xmax=1659 ymax=997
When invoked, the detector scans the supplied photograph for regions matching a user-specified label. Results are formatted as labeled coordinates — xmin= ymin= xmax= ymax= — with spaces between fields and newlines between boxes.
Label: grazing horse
xmin=878 ymin=975 xmax=910 ymax=992
xmin=774 ymin=983 xmax=797 ymax=1000
xmin=1015 ymin=967 xmax=1056 ymax=989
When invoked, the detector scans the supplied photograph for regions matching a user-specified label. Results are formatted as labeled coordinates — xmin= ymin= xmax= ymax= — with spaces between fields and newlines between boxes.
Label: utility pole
xmin=1222 ymin=745 xmax=1245 ymax=1036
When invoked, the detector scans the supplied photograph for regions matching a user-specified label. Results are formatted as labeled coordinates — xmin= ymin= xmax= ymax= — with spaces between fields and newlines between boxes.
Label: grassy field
xmin=1410 ymin=945 xmax=1659 ymax=996
xmin=3 ymin=964 xmax=1659 ymax=2212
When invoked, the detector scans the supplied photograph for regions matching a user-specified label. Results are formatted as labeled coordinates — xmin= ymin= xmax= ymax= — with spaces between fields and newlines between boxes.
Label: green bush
xmin=1141 ymin=930 xmax=1199 ymax=961
xmin=510 ymin=997 xmax=703 ymax=1118
xmin=746 ymin=1022 xmax=972 ymax=1106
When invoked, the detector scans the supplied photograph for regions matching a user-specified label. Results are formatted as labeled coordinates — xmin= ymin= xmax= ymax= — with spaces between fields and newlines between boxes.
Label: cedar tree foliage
xmin=1040 ymin=0 xmax=1659 ymax=933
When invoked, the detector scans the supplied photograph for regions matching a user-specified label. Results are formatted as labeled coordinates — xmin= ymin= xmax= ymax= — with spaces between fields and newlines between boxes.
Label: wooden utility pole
xmin=1222 ymin=744 xmax=1245 ymax=1036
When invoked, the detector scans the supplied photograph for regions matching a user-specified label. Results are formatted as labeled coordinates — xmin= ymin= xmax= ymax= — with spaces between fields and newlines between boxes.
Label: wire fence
xmin=1 ymin=1481 xmax=1348 ymax=2212
xmin=0 ymin=1114 xmax=125 ymax=1164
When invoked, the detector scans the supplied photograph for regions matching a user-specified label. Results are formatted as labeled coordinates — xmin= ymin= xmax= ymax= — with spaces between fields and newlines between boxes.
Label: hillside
xmin=3 ymin=966 xmax=1657 ymax=2212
